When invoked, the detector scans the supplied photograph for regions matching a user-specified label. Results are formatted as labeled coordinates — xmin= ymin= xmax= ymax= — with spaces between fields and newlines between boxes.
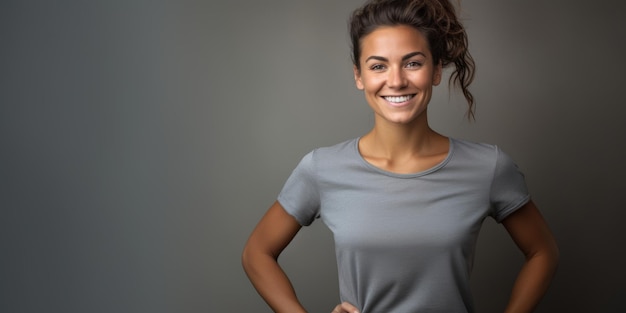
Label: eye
xmin=406 ymin=61 xmax=423 ymax=69
xmin=369 ymin=64 xmax=386 ymax=71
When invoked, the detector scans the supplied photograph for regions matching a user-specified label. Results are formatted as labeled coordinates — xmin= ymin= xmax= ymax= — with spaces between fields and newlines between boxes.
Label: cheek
xmin=412 ymin=72 xmax=436 ymax=88
xmin=361 ymin=75 xmax=385 ymax=91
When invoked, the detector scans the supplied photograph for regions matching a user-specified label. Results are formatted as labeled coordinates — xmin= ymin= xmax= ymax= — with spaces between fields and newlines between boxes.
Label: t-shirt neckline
xmin=353 ymin=137 xmax=455 ymax=178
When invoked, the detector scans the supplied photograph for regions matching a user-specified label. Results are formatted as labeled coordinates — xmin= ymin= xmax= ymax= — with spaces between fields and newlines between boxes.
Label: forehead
xmin=360 ymin=25 xmax=431 ymax=59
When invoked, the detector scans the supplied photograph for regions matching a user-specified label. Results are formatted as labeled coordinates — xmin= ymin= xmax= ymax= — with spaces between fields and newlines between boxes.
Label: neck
xmin=364 ymin=114 xmax=443 ymax=158
xmin=358 ymin=112 xmax=450 ymax=174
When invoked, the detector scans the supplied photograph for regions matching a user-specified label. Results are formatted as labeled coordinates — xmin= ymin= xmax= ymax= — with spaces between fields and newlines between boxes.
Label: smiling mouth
xmin=383 ymin=94 xmax=415 ymax=103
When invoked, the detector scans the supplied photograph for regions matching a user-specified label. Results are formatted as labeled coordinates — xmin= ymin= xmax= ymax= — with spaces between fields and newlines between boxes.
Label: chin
xmin=384 ymin=116 xmax=419 ymax=124
xmin=383 ymin=110 xmax=426 ymax=124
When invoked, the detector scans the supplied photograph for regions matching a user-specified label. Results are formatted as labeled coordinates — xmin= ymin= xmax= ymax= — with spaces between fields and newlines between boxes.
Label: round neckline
xmin=353 ymin=137 xmax=455 ymax=178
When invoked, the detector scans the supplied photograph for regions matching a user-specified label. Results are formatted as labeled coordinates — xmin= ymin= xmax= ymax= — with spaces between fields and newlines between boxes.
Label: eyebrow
xmin=365 ymin=51 xmax=426 ymax=63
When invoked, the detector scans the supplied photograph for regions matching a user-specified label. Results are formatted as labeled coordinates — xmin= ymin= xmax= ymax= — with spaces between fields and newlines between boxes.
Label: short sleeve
xmin=277 ymin=151 xmax=321 ymax=226
xmin=490 ymin=147 xmax=531 ymax=223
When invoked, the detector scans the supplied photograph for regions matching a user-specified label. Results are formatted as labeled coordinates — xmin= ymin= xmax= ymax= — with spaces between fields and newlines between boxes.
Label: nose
xmin=387 ymin=66 xmax=408 ymax=89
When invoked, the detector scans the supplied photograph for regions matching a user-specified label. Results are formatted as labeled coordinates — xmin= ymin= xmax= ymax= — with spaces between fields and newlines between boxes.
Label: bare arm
xmin=242 ymin=201 xmax=307 ymax=313
xmin=502 ymin=200 xmax=559 ymax=313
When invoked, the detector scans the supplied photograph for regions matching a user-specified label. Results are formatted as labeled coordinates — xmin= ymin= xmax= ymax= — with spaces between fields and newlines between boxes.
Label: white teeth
xmin=384 ymin=95 xmax=413 ymax=103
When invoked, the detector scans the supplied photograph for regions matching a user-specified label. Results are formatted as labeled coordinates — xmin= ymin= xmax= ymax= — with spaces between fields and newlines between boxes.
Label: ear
xmin=433 ymin=61 xmax=443 ymax=86
xmin=353 ymin=66 xmax=364 ymax=90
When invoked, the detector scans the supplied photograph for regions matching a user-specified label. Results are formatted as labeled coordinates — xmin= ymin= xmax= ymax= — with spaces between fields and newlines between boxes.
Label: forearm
xmin=504 ymin=250 xmax=559 ymax=313
xmin=242 ymin=250 xmax=307 ymax=313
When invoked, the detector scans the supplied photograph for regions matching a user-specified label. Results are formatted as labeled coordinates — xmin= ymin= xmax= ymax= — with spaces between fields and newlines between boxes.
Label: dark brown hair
xmin=349 ymin=0 xmax=476 ymax=118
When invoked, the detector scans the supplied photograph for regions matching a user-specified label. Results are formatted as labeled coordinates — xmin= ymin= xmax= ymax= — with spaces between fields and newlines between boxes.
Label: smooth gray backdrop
xmin=2 ymin=0 xmax=625 ymax=312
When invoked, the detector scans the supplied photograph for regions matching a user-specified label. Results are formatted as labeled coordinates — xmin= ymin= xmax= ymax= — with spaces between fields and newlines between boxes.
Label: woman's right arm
xmin=242 ymin=201 xmax=307 ymax=313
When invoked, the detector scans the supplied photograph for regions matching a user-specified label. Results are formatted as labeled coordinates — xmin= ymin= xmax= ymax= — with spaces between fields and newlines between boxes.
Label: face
xmin=354 ymin=25 xmax=442 ymax=125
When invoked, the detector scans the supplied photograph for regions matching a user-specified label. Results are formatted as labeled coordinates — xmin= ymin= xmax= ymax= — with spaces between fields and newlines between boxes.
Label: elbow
xmin=545 ymin=242 xmax=560 ymax=284
xmin=531 ymin=238 xmax=560 ymax=273
xmin=546 ymin=234 xmax=560 ymax=268
xmin=241 ymin=243 xmax=254 ymax=275
xmin=524 ymin=237 xmax=560 ymax=273
xmin=241 ymin=241 xmax=270 ymax=277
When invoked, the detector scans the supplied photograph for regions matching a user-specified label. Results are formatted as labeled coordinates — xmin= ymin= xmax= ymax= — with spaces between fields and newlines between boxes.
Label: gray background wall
xmin=2 ymin=0 xmax=625 ymax=312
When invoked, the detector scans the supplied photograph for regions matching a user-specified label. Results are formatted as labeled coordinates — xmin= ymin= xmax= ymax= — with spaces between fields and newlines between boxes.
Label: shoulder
xmin=313 ymin=138 xmax=357 ymax=155
xmin=292 ymin=137 xmax=358 ymax=167
xmin=451 ymin=138 xmax=498 ymax=161
xmin=291 ymin=138 xmax=361 ymax=179
xmin=449 ymin=138 xmax=520 ymax=173
xmin=304 ymin=138 xmax=358 ymax=163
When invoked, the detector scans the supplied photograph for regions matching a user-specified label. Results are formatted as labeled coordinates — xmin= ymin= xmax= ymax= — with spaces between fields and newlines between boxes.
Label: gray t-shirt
xmin=278 ymin=138 xmax=530 ymax=313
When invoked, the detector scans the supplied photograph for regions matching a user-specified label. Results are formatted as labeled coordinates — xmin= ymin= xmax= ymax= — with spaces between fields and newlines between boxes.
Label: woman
xmin=242 ymin=0 xmax=559 ymax=312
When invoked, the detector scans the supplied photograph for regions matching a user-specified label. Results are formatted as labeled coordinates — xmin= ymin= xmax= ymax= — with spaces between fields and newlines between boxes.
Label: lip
xmin=381 ymin=94 xmax=416 ymax=107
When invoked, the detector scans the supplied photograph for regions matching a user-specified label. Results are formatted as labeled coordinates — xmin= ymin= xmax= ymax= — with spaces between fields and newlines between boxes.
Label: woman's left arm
xmin=502 ymin=200 xmax=559 ymax=313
